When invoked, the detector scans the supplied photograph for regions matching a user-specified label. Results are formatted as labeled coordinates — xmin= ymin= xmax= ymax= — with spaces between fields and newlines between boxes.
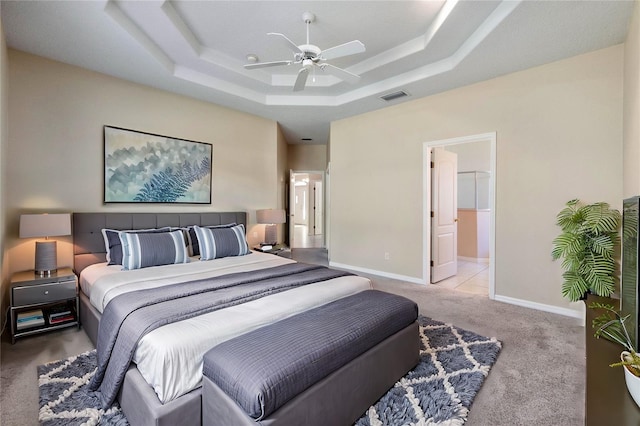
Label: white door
xmin=289 ymin=170 xmax=295 ymax=247
xmin=314 ymin=181 xmax=323 ymax=235
xmin=431 ymin=147 xmax=458 ymax=283
xmin=295 ymin=185 xmax=307 ymax=225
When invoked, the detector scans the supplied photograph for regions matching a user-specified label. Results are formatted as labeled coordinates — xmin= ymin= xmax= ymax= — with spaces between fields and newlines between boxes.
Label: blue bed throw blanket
xmin=88 ymin=263 xmax=354 ymax=408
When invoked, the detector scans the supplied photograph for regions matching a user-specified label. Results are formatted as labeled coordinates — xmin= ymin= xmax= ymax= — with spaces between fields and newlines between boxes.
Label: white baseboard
xmin=494 ymin=294 xmax=584 ymax=321
xmin=328 ymin=262 xmax=425 ymax=285
xmin=328 ymin=262 xmax=584 ymax=322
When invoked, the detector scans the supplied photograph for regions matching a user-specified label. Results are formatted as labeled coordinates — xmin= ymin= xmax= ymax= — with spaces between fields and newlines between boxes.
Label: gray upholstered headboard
xmin=72 ymin=212 xmax=247 ymax=275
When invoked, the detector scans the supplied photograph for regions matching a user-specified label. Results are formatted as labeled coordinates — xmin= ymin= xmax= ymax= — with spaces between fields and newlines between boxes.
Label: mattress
xmin=80 ymin=251 xmax=372 ymax=403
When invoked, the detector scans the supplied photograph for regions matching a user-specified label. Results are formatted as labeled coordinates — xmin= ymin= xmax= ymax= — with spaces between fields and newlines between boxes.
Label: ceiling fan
xmin=244 ymin=12 xmax=366 ymax=91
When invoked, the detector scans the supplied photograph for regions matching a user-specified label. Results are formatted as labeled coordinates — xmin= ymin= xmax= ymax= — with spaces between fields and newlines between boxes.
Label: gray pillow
xmin=102 ymin=227 xmax=172 ymax=265
xmin=185 ymin=223 xmax=236 ymax=257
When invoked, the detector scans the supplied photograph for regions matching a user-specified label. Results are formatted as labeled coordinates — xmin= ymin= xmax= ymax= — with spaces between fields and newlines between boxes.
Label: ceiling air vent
xmin=380 ymin=90 xmax=409 ymax=102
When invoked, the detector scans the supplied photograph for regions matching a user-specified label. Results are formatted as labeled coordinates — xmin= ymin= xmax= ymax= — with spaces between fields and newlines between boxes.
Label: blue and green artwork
xmin=104 ymin=126 xmax=212 ymax=203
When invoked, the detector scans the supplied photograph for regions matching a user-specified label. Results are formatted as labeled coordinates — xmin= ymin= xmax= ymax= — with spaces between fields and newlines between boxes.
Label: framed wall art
xmin=104 ymin=126 xmax=213 ymax=204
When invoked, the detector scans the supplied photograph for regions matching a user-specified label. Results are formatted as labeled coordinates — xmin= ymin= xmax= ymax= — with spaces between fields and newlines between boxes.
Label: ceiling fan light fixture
xmin=243 ymin=11 xmax=366 ymax=91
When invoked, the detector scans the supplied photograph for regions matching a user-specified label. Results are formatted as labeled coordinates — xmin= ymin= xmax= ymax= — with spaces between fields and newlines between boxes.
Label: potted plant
xmin=551 ymin=199 xmax=621 ymax=302
xmin=591 ymin=302 xmax=640 ymax=407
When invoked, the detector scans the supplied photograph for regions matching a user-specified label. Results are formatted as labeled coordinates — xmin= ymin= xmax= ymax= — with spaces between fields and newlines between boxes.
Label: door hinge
xmin=430 ymin=161 xmax=434 ymax=168
xmin=430 ymin=211 xmax=434 ymax=218
xmin=430 ymin=260 xmax=434 ymax=267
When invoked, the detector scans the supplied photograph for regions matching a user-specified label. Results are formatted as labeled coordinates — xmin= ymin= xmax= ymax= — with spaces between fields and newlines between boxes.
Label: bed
xmin=72 ymin=212 xmax=381 ymax=426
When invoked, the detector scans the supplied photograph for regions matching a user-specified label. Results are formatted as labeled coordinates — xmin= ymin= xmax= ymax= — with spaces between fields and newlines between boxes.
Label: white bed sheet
xmin=80 ymin=252 xmax=372 ymax=403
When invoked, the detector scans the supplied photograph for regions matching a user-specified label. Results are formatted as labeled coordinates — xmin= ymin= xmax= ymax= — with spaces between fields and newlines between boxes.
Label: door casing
xmin=423 ymin=133 xmax=496 ymax=299
xmin=289 ymin=170 xmax=326 ymax=249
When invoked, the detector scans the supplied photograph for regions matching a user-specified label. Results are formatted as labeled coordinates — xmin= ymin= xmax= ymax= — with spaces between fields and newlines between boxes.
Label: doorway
xmin=423 ymin=133 xmax=496 ymax=299
xmin=289 ymin=171 xmax=325 ymax=249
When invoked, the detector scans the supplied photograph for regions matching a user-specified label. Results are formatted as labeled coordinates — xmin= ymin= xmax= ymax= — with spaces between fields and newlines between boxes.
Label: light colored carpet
xmin=1 ymin=249 xmax=584 ymax=425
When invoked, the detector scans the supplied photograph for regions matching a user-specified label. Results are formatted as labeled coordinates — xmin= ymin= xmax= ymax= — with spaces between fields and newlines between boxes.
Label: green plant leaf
xmin=583 ymin=202 xmax=621 ymax=234
xmin=590 ymin=235 xmax=614 ymax=258
xmin=553 ymin=199 xmax=621 ymax=301
xmin=561 ymin=272 xmax=589 ymax=301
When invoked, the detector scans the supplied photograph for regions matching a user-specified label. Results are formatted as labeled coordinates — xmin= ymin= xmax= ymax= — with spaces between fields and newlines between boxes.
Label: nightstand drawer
xmin=12 ymin=280 xmax=76 ymax=306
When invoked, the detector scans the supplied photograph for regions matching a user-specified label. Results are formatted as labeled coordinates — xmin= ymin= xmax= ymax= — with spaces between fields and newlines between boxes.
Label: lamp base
xmin=263 ymin=224 xmax=277 ymax=246
xmin=35 ymin=240 xmax=57 ymax=276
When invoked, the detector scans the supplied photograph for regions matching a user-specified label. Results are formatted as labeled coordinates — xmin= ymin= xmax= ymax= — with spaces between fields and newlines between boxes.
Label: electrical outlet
xmin=384 ymin=252 xmax=390 ymax=260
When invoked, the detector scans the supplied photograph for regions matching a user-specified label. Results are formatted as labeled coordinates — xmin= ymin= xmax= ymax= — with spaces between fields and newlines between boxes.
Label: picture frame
xmin=104 ymin=126 xmax=213 ymax=204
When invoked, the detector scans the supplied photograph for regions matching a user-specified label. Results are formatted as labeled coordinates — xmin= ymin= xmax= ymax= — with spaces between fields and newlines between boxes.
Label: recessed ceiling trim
xmin=266 ymin=95 xmax=338 ymax=107
xmin=107 ymin=0 xmax=460 ymax=91
xmin=161 ymin=1 xmax=201 ymax=56
xmin=174 ymin=66 xmax=266 ymax=104
xmin=105 ymin=0 xmax=521 ymax=108
xmin=271 ymin=73 xmax=337 ymax=87
xmin=337 ymin=1 xmax=521 ymax=106
xmin=423 ymin=0 xmax=460 ymax=47
xmin=455 ymin=0 xmax=522 ymax=59
xmin=104 ymin=1 xmax=174 ymax=73
xmin=158 ymin=1 xmax=272 ymax=86
xmin=350 ymin=0 xmax=456 ymax=76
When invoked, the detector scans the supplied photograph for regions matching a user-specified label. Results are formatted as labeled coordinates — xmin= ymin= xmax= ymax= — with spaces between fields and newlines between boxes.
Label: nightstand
xmin=9 ymin=267 xmax=80 ymax=344
xmin=253 ymin=244 xmax=291 ymax=258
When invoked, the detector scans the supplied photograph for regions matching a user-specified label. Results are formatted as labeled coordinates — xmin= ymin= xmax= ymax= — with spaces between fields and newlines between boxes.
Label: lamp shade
xmin=19 ymin=213 xmax=71 ymax=275
xmin=256 ymin=209 xmax=286 ymax=225
xmin=19 ymin=213 xmax=71 ymax=238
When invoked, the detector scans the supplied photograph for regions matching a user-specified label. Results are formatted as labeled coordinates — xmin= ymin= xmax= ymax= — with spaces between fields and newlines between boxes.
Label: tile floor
xmin=292 ymin=224 xmax=324 ymax=248
xmin=433 ymin=258 xmax=489 ymax=296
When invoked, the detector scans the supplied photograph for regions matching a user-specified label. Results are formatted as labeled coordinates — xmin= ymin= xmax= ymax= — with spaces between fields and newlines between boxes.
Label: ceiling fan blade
xmin=320 ymin=40 xmax=365 ymax=60
xmin=244 ymin=60 xmax=292 ymax=70
xmin=321 ymin=63 xmax=361 ymax=84
xmin=293 ymin=68 xmax=309 ymax=92
xmin=267 ymin=32 xmax=303 ymax=55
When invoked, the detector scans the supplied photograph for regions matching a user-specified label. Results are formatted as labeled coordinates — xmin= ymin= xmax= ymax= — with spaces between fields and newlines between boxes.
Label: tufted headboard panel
xmin=72 ymin=212 xmax=247 ymax=275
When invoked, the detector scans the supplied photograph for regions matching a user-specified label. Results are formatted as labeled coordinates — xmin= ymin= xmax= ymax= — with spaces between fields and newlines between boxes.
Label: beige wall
xmin=624 ymin=1 xmax=640 ymax=198
xmin=6 ymin=50 xmax=280 ymax=278
xmin=330 ymin=46 xmax=623 ymax=314
xmin=287 ymin=144 xmax=327 ymax=172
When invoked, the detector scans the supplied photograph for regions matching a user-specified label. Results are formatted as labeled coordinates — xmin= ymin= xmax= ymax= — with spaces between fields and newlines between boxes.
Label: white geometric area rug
xmin=38 ymin=316 xmax=501 ymax=426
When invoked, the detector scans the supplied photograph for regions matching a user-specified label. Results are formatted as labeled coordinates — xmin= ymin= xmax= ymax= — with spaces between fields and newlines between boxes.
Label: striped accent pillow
xmin=102 ymin=227 xmax=172 ymax=266
xmin=185 ymin=223 xmax=237 ymax=257
xmin=193 ymin=224 xmax=250 ymax=260
xmin=119 ymin=229 xmax=189 ymax=270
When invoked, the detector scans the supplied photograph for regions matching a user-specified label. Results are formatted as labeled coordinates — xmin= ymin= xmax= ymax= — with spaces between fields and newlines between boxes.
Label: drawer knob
xmin=44 ymin=290 xmax=49 ymax=295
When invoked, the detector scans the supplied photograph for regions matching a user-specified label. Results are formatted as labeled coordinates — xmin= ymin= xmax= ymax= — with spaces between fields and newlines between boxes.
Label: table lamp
xmin=19 ymin=213 xmax=71 ymax=276
xmin=256 ymin=209 xmax=286 ymax=246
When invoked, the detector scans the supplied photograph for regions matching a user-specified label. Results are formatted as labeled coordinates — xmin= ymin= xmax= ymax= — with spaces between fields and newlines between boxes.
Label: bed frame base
xmin=203 ymin=321 xmax=420 ymax=426
xmin=81 ymin=292 xmax=202 ymax=426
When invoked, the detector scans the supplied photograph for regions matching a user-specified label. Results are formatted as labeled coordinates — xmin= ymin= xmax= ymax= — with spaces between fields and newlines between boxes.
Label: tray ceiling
xmin=2 ymin=1 xmax=635 ymax=144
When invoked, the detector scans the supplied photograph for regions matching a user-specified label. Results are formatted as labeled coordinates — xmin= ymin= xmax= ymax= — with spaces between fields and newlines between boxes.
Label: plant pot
xmin=622 ymin=351 xmax=640 ymax=407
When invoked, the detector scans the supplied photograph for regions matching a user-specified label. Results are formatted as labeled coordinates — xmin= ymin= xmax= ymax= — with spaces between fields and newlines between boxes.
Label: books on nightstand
xmin=48 ymin=305 xmax=75 ymax=324
xmin=16 ymin=309 xmax=45 ymax=330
